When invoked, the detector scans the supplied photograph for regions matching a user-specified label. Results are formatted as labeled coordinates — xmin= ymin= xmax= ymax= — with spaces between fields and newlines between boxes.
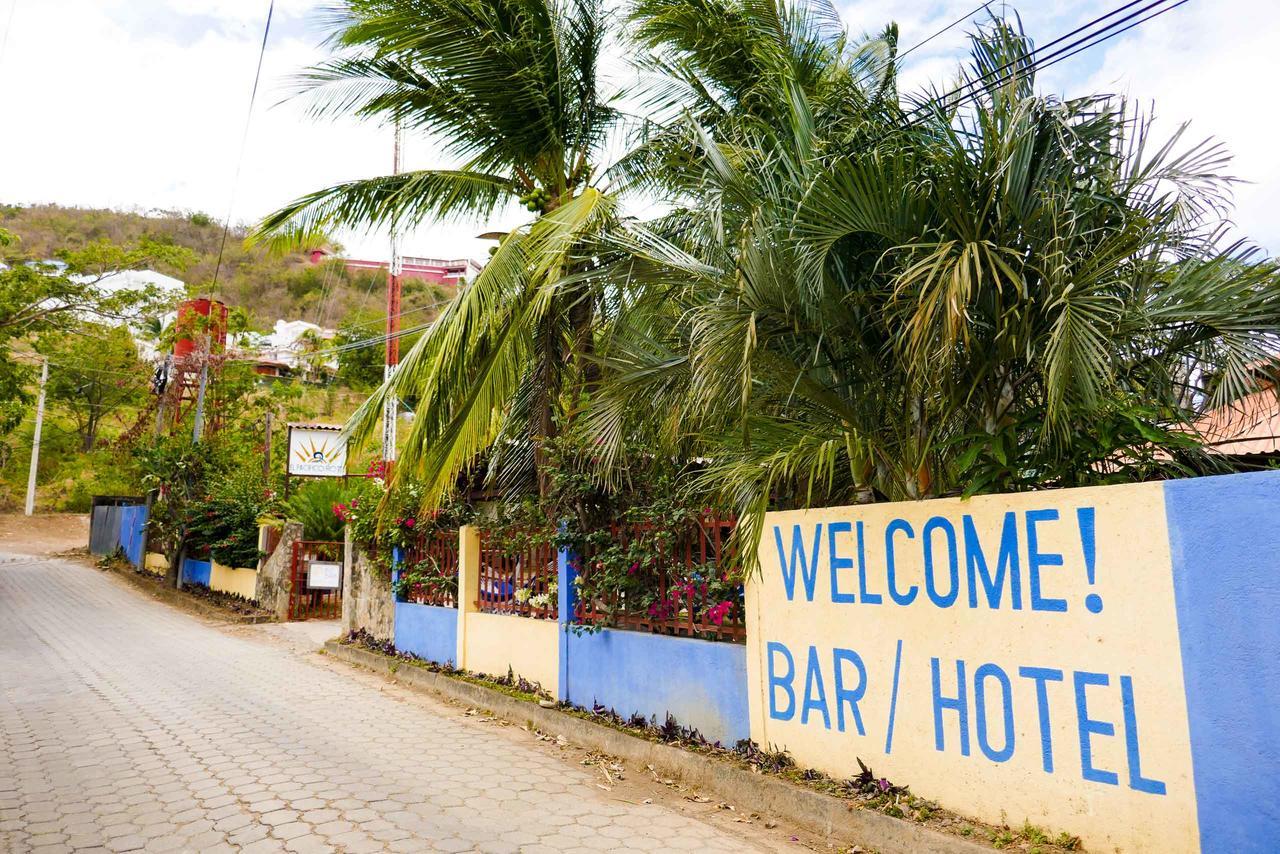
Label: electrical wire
xmin=895 ymin=1 xmax=993 ymax=63
xmin=210 ymin=0 xmax=276 ymax=298
xmin=0 ymin=0 xmax=17 ymax=73
xmin=902 ymin=0 xmax=1190 ymax=129
xmin=849 ymin=1 xmax=993 ymax=92
xmin=11 ymin=355 xmax=147 ymax=378
xmin=337 ymin=295 xmax=454 ymax=332
xmin=903 ymin=0 xmax=1171 ymax=123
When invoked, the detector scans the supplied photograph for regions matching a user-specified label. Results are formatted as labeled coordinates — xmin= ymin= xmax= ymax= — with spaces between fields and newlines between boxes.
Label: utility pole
xmin=263 ymin=410 xmax=273 ymax=479
xmin=24 ymin=358 xmax=48 ymax=516
xmin=381 ymin=120 xmax=403 ymax=470
xmin=137 ymin=358 xmax=171 ymax=575
xmin=192 ymin=356 xmax=209 ymax=444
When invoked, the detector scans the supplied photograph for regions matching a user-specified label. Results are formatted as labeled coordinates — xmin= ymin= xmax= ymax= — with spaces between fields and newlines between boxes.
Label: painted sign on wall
xmin=746 ymin=472 xmax=1280 ymax=853
xmin=287 ymin=425 xmax=347 ymax=477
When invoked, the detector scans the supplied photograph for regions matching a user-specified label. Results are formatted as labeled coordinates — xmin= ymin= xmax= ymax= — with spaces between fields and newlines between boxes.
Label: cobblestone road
xmin=0 ymin=555 xmax=783 ymax=853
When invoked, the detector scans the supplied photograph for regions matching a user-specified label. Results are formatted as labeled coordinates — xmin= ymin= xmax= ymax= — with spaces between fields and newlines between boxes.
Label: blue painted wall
xmin=181 ymin=557 xmax=212 ymax=588
xmin=1165 ymin=469 xmax=1280 ymax=854
xmin=564 ymin=628 xmax=749 ymax=745
xmin=395 ymin=602 xmax=459 ymax=665
xmin=118 ymin=505 xmax=147 ymax=567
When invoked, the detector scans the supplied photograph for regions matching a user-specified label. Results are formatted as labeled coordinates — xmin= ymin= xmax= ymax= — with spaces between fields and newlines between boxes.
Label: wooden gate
xmin=288 ymin=540 xmax=344 ymax=620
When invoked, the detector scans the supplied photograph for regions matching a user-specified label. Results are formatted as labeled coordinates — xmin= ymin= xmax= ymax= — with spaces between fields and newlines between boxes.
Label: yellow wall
xmin=144 ymin=552 xmax=168 ymax=576
xmin=210 ymin=561 xmax=259 ymax=601
xmin=748 ymin=482 xmax=1197 ymax=853
xmin=462 ymin=612 xmax=560 ymax=697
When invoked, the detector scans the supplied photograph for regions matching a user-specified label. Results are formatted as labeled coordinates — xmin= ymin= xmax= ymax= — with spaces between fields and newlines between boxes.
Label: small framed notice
xmin=307 ymin=561 xmax=341 ymax=590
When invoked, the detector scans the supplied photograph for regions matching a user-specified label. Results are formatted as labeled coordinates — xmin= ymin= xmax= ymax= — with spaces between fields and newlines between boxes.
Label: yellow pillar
xmin=744 ymin=572 xmax=768 ymax=745
xmin=456 ymin=525 xmax=480 ymax=671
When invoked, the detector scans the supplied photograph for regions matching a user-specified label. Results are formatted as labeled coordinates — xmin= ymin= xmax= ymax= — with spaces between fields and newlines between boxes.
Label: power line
xmin=896 ymin=1 xmax=993 ymax=63
xmin=0 ymin=0 xmax=17 ymax=73
xmin=904 ymin=0 xmax=1171 ymax=122
xmin=339 ymin=295 xmax=454 ymax=332
xmin=903 ymin=0 xmax=1190 ymax=129
xmin=210 ymin=0 xmax=276 ymax=298
xmin=853 ymin=1 xmax=992 ymax=92
xmin=1019 ymin=0 xmax=1191 ymax=80
xmin=11 ymin=354 xmax=147 ymax=378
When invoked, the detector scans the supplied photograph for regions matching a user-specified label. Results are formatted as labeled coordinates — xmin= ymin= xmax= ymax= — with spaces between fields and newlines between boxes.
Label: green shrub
xmin=186 ymin=465 xmax=274 ymax=567
xmin=281 ymin=478 xmax=349 ymax=541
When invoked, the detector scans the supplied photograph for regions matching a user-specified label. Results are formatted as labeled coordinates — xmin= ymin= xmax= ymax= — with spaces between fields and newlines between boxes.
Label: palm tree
xmin=583 ymin=13 xmax=1280 ymax=555
xmin=253 ymin=0 xmax=623 ymax=500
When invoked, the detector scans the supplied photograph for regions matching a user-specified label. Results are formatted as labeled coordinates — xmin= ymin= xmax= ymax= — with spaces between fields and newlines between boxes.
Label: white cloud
xmin=1065 ymin=0 xmax=1280 ymax=253
xmin=0 ymin=0 xmax=517 ymax=263
xmin=0 ymin=0 xmax=1275 ymax=273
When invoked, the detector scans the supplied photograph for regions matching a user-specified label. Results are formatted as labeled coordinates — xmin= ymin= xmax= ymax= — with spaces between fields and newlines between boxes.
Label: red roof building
xmin=309 ymin=248 xmax=481 ymax=286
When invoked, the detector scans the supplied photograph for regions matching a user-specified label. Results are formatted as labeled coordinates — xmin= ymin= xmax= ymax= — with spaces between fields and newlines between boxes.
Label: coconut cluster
xmin=519 ymin=186 xmax=552 ymax=212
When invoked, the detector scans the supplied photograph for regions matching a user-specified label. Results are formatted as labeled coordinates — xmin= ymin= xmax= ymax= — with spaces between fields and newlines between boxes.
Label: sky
xmin=0 ymin=0 xmax=1276 ymax=265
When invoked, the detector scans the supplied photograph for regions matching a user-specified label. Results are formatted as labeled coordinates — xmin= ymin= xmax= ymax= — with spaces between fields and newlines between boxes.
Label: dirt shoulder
xmin=0 ymin=512 xmax=90 ymax=556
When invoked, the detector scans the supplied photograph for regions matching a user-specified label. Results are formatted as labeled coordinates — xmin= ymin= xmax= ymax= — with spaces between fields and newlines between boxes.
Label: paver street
xmin=0 ymin=553 xmax=785 ymax=853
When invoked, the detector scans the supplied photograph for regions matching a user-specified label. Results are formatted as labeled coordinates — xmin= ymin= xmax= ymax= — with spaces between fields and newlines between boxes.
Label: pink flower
xmin=404 ymin=517 xmax=416 ymax=528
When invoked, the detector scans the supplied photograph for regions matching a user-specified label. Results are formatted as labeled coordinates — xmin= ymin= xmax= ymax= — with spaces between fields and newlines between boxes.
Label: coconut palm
xmin=253 ymin=0 xmax=623 ymax=500
xmin=584 ymin=14 xmax=1280 ymax=556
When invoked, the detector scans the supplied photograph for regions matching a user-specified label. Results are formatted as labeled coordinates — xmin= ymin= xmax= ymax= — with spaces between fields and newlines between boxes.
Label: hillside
xmin=0 ymin=203 xmax=458 ymax=332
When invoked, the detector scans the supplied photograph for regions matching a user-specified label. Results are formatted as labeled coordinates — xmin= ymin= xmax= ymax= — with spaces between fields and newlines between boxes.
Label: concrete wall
xmin=747 ymin=469 xmax=1280 ymax=854
xmin=256 ymin=522 xmax=301 ymax=621
xmin=394 ymin=602 xmax=457 ymax=665
xmin=461 ymin=612 xmax=559 ymax=695
xmin=1164 ymin=473 xmax=1280 ymax=854
xmin=341 ymin=538 xmax=394 ymax=641
xmin=564 ymin=628 xmax=748 ymax=744
xmin=179 ymin=557 xmax=212 ymax=587
xmin=210 ymin=562 xmax=258 ymax=600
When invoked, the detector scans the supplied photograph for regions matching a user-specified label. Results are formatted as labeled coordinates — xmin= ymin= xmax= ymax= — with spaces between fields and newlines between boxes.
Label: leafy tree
xmin=0 ymin=238 xmax=193 ymax=333
xmin=35 ymin=324 xmax=148 ymax=452
xmin=0 ymin=236 xmax=190 ymax=462
xmin=334 ymin=313 xmax=386 ymax=389
xmin=254 ymin=0 xmax=625 ymax=502
xmin=585 ymin=13 xmax=1280 ymax=556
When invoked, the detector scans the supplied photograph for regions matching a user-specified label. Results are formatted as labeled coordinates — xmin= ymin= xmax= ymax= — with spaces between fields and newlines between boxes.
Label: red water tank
xmin=173 ymin=298 xmax=229 ymax=357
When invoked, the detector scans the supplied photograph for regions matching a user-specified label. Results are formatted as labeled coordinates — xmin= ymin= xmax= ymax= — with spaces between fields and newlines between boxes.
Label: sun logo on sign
xmin=293 ymin=436 xmax=342 ymax=465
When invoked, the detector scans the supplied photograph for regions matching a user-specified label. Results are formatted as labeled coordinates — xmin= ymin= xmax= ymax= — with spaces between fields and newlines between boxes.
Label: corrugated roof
xmin=1192 ymin=385 xmax=1280 ymax=456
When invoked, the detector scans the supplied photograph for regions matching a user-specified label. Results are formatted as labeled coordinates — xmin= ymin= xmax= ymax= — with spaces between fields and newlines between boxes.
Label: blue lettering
xmin=1026 ymin=510 xmax=1067 ymax=612
xmin=801 ymin=646 xmax=831 ymax=728
xmin=964 ymin=513 xmax=1022 ymax=610
xmin=1073 ymin=670 xmax=1118 ymax=785
xmin=1121 ymin=676 xmax=1166 ymax=795
xmin=886 ymin=519 xmax=918 ymax=606
xmin=767 ymin=642 xmax=796 ymax=720
xmin=827 ymin=522 xmax=856 ymax=604
xmin=974 ymin=663 xmax=1015 ymax=763
xmin=931 ymin=658 xmax=970 ymax=756
xmin=1019 ymin=666 xmax=1064 ymax=773
xmin=922 ymin=517 xmax=959 ymax=608
xmin=774 ymin=524 xmax=822 ymax=602
xmin=832 ymin=648 xmax=867 ymax=735
xmin=855 ymin=521 xmax=882 ymax=604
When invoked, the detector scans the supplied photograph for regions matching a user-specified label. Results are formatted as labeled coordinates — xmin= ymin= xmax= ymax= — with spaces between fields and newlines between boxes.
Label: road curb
xmin=323 ymin=639 xmax=990 ymax=854
xmin=100 ymin=560 xmax=273 ymax=624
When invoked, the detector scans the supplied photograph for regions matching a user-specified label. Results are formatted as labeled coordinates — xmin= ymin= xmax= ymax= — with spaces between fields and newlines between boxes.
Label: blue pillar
xmin=557 ymin=541 xmax=578 ymax=703
xmin=391 ymin=546 xmax=404 ymax=589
